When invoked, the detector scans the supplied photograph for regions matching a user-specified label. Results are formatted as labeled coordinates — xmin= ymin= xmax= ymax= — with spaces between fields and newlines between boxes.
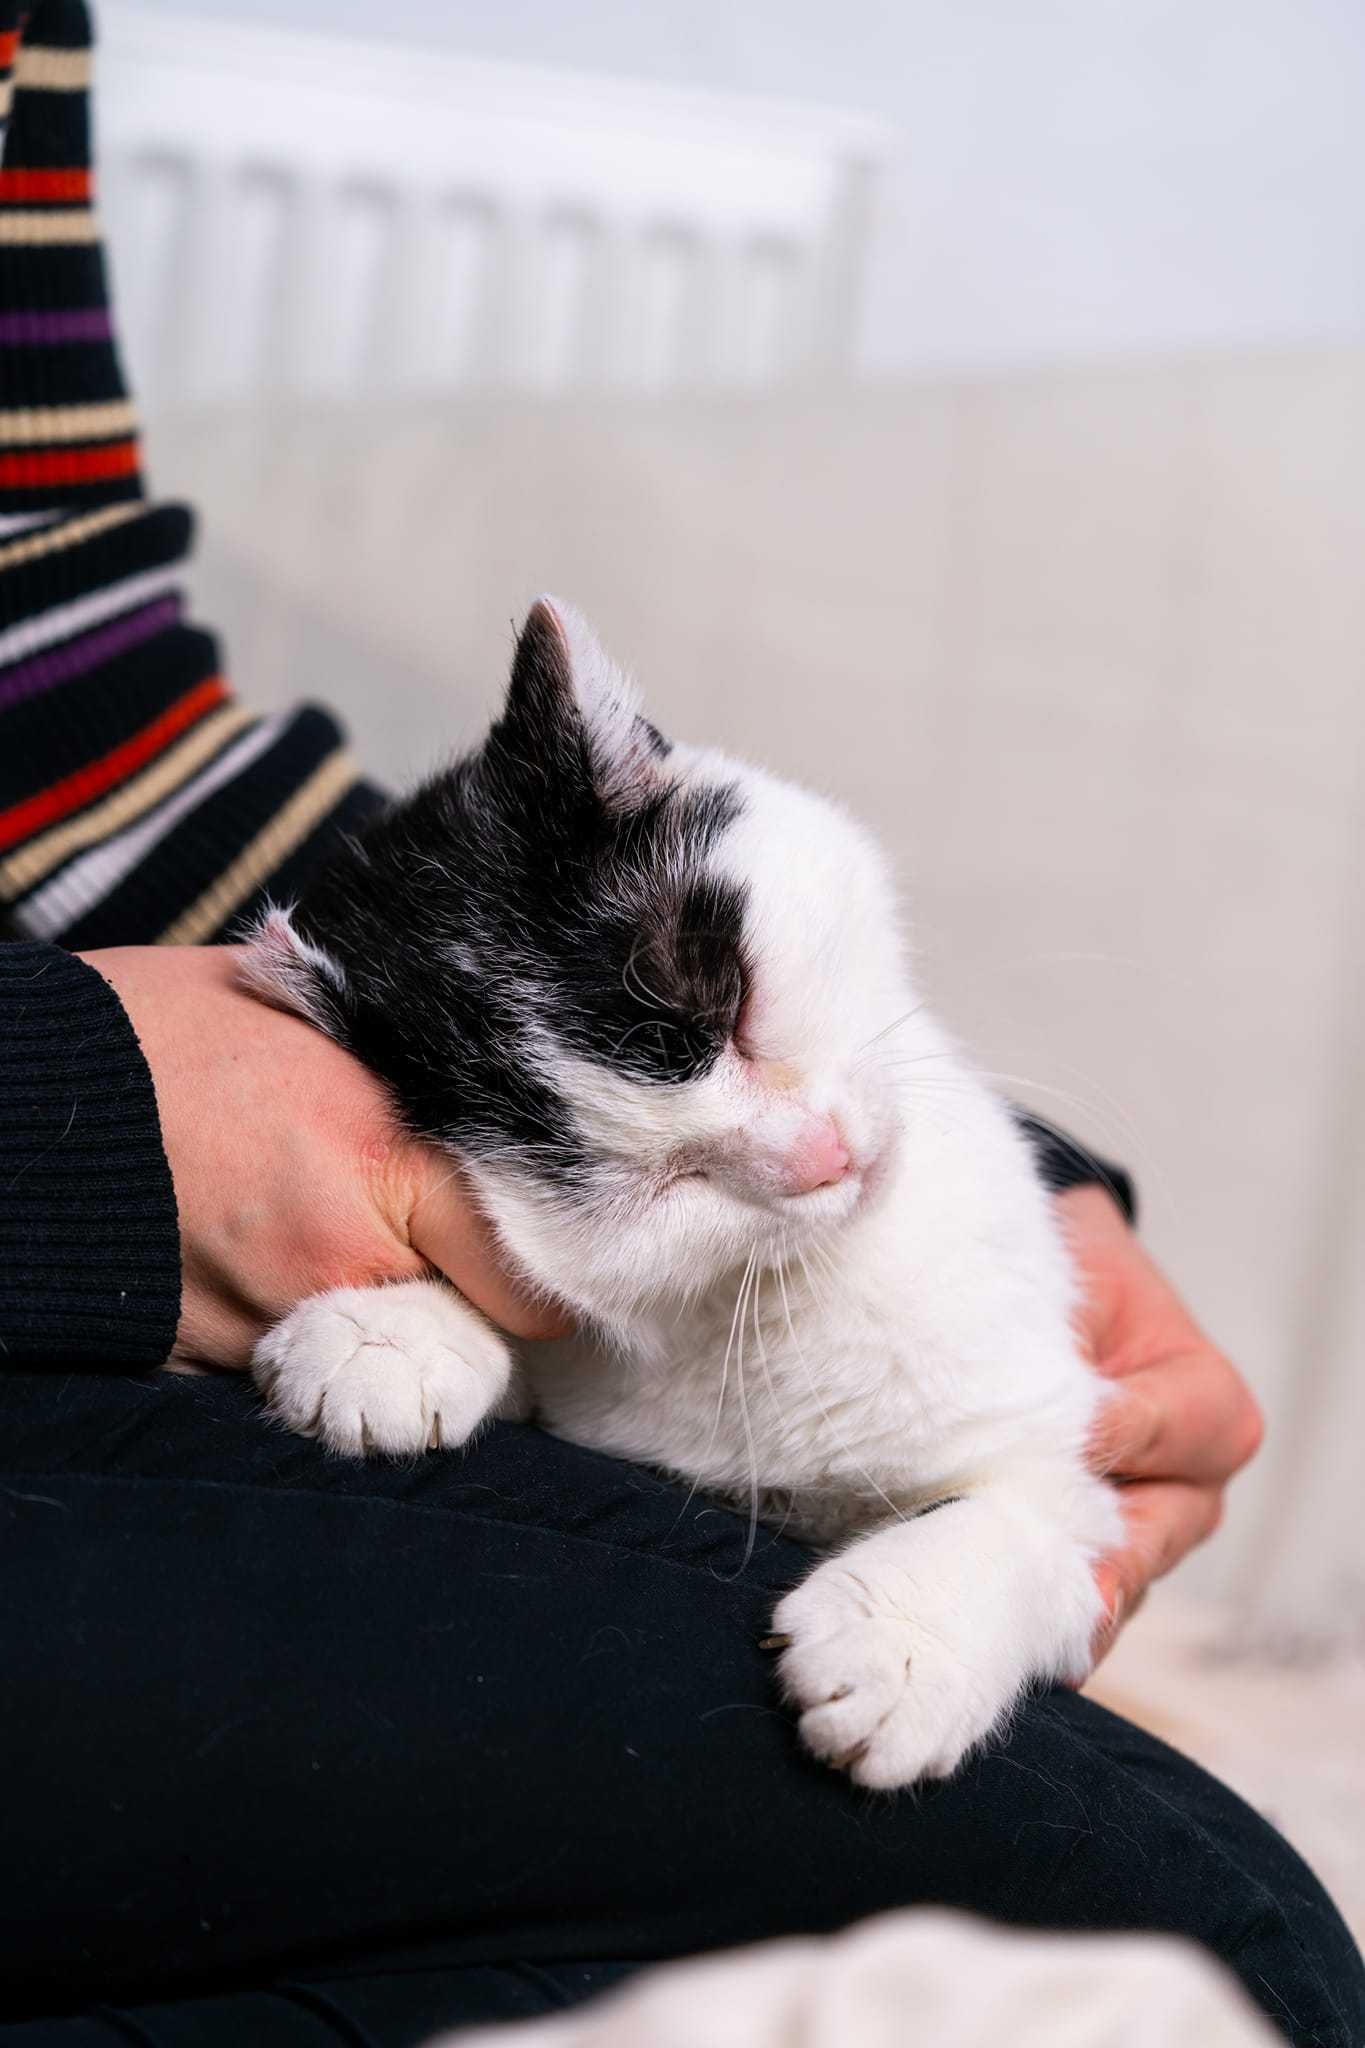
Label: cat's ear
xmin=496 ymin=595 xmax=670 ymax=810
xmin=237 ymin=905 xmax=347 ymax=1035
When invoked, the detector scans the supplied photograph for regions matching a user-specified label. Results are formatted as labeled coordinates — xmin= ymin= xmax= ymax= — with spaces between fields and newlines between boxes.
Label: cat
xmin=241 ymin=596 xmax=1122 ymax=1789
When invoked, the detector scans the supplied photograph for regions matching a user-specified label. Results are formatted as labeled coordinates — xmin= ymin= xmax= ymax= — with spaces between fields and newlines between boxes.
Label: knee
xmin=1207 ymin=1863 xmax=1365 ymax=2047
xmin=1002 ymin=1698 xmax=1365 ymax=2048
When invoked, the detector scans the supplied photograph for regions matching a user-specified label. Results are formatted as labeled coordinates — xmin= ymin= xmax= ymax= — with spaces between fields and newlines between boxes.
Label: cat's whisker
xmin=730 ymin=1253 xmax=762 ymax=1576
xmin=775 ymin=1244 xmax=912 ymax=1531
xmin=854 ymin=1003 xmax=927 ymax=1058
xmin=727 ymin=1248 xmax=757 ymax=1423
xmin=751 ymin=1261 xmax=783 ymax=1422
xmin=972 ymin=1064 xmax=1172 ymax=1214
xmin=852 ymin=1045 xmax=956 ymax=1083
xmin=878 ymin=1075 xmax=981 ymax=1136
xmin=935 ymin=1059 xmax=1139 ymax=1151
xmin=405 ymin=1163 xmax=471 ymax=1217
xmin=610 ymin=1014 xmax=686 ymax=1061
xmin=801 ymin=1233 xmax=857 ymax=1315
xmin=876 ymin=1054 xmax=1163 ymax=1216
xmin=859 ymin=1045 xmax=956 ymax=1071
xmin=791 ymin=1238 xmax=824 ymax=1312
xmin=666 ymin=1246 xmax=760 ymax=1546
xmin=621 ymin=937 xmax=673 ymax=1018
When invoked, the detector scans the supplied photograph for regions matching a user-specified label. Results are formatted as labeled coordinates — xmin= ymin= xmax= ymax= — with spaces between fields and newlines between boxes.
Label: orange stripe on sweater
xmin=0 ymin=677 xmax=228 ymax=850
xmin=0 ymin=30 xmax=19 ymax=69
xmin=0 ymin=168 xmax=92 ymax=202
xmin=0 ymin=439 xmax=138 ymax=486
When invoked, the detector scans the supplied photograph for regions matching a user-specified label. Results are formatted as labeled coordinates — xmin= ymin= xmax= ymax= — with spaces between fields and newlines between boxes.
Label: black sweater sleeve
xmin=0 ymin=941 xmax=180 ymax=1366
xmin=1013 ymin=1109 xmax=1137 ymax=1226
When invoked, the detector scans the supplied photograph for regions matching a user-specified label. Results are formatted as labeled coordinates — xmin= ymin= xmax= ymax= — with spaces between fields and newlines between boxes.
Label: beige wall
xmin=163 ymin=345 xmax=1365 ymax=1634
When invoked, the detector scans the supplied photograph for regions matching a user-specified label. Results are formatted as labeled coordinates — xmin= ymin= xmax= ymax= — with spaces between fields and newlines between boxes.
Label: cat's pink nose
xmin=783 ymin=1113 xmax=851 ymax=1197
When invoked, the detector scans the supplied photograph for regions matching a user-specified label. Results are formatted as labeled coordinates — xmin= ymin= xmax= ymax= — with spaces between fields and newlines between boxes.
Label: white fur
xmin=538 ymin=593 xmax=661 ymax=809
xmin=237 ymin=906 xmax=348 ymax=1032
xmin=249 ymin=649 xmax=1122 ymax=1788
xmin=255 ymin=1280 xmax=511 ymax=1456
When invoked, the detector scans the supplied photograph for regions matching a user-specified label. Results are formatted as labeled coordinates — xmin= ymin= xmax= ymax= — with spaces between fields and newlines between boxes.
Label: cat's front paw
xmin=252 ymin=1279 xmax=511 ymax=1457
xmin=774 ymin=1582 xmax=990 ymax=1788
xmin=772 ymin=1516 xmax=1054 ymax=1789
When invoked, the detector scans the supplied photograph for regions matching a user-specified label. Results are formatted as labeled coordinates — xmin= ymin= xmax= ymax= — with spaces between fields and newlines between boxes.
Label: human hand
xmin=1057 ymin=1184 xmax=1264 ymax=1668
xmin=81 ymin=945 xmax=569 ymax=1370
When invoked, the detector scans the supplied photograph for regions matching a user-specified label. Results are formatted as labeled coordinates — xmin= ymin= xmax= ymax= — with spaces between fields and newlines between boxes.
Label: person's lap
xmin=1 ymin=1371 xmax=1360 ymax=2048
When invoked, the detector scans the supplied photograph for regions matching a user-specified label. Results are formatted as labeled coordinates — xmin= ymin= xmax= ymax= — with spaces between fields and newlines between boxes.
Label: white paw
xmin=773 ymin=1501 xmax=1103 ymax=1789
xmin=775 ymin=1576 xmax=997 ymax=1789
xmin=252 ymin=1280 xmax=512 ymax=1458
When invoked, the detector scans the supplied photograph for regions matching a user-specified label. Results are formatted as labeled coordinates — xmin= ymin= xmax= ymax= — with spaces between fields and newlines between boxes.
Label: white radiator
xmin=95 ymin=7 xmax=890 ymax=409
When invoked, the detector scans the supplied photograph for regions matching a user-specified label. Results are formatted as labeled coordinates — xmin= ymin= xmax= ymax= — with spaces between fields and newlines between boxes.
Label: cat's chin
xmin=754 ymin=1157 xmax=883 ymax=1258
xmin=778 ymin=1169 xmax=867 ymax=1225
xmin=782 ymin=1128 xmax=898 ymax=1230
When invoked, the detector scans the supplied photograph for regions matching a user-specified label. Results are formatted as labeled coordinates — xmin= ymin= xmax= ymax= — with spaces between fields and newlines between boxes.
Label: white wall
xmin=133 ymin=0 xmax=1365 ymax=374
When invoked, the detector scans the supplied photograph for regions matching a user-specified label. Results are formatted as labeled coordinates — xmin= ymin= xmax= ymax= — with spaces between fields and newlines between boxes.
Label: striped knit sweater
xmin=0 ymin=0 xmax=382 ymax=949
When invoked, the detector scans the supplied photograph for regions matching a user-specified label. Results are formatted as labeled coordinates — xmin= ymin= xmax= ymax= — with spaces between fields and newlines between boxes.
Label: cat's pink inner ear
xmin=526 ymin=594 xmax=570 ymax=651
xmin=530 ymin=594 xmax=614 ymax=704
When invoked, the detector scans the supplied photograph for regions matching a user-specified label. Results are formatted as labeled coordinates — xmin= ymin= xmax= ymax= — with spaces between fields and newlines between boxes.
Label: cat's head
xmin=243 ymin=598 xmax=915 ymax=1323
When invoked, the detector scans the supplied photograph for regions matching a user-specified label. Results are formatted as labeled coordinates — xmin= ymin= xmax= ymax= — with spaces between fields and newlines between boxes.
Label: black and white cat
xmin=243 ymin=597 xmax=1121 ymax=1789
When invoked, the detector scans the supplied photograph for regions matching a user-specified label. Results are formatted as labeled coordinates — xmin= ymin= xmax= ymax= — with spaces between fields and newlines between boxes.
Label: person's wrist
xmin=1055 ymin=1180 xmax=1131 ymax=1236
xmin=1015 ymin=1111 xmax=1136 ymax=1225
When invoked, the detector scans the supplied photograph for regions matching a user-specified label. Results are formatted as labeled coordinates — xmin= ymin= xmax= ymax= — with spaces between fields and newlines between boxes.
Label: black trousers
xmin=1 ymin=1371 xmax=1360 ymax=2048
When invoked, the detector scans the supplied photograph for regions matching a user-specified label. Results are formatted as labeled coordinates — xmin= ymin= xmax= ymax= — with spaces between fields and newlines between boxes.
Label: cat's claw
xmin=252 ymin=1279 xmax=511 ymax=1458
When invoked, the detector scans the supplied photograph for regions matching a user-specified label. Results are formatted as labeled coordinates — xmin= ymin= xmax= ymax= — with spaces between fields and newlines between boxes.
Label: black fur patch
xmin=284 ymin=614 xmax=748 ymax=1180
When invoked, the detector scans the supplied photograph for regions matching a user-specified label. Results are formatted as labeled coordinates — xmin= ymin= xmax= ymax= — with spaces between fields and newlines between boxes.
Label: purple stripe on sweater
xmin=0 ymin=309 xmax=114 ymax=345
xmin=0 ymin=597 xmax=181 ymax=711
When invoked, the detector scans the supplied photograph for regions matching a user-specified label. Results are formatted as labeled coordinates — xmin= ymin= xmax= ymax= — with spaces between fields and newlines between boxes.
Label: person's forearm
xmin=1013 ymin=1108 xmax=1136 ymax=1224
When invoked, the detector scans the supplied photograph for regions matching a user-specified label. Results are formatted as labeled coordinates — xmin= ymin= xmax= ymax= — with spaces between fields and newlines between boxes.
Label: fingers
xmin=1088 ymin=1561 xmax=1145 ymax=1670
xmin=1088 ymin=1479 xmax=1224 ymax=1667
xmin=1057 ymin=1182 xmax=1259 ymax=1673
xmin=1089 ymin=1351 xmax=1264 ymax=1487
xmin=1114 ymin=1478 xmax=1226 ymax=1588
xmin=404 ymin=1155 xmax=573 ymax=1341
